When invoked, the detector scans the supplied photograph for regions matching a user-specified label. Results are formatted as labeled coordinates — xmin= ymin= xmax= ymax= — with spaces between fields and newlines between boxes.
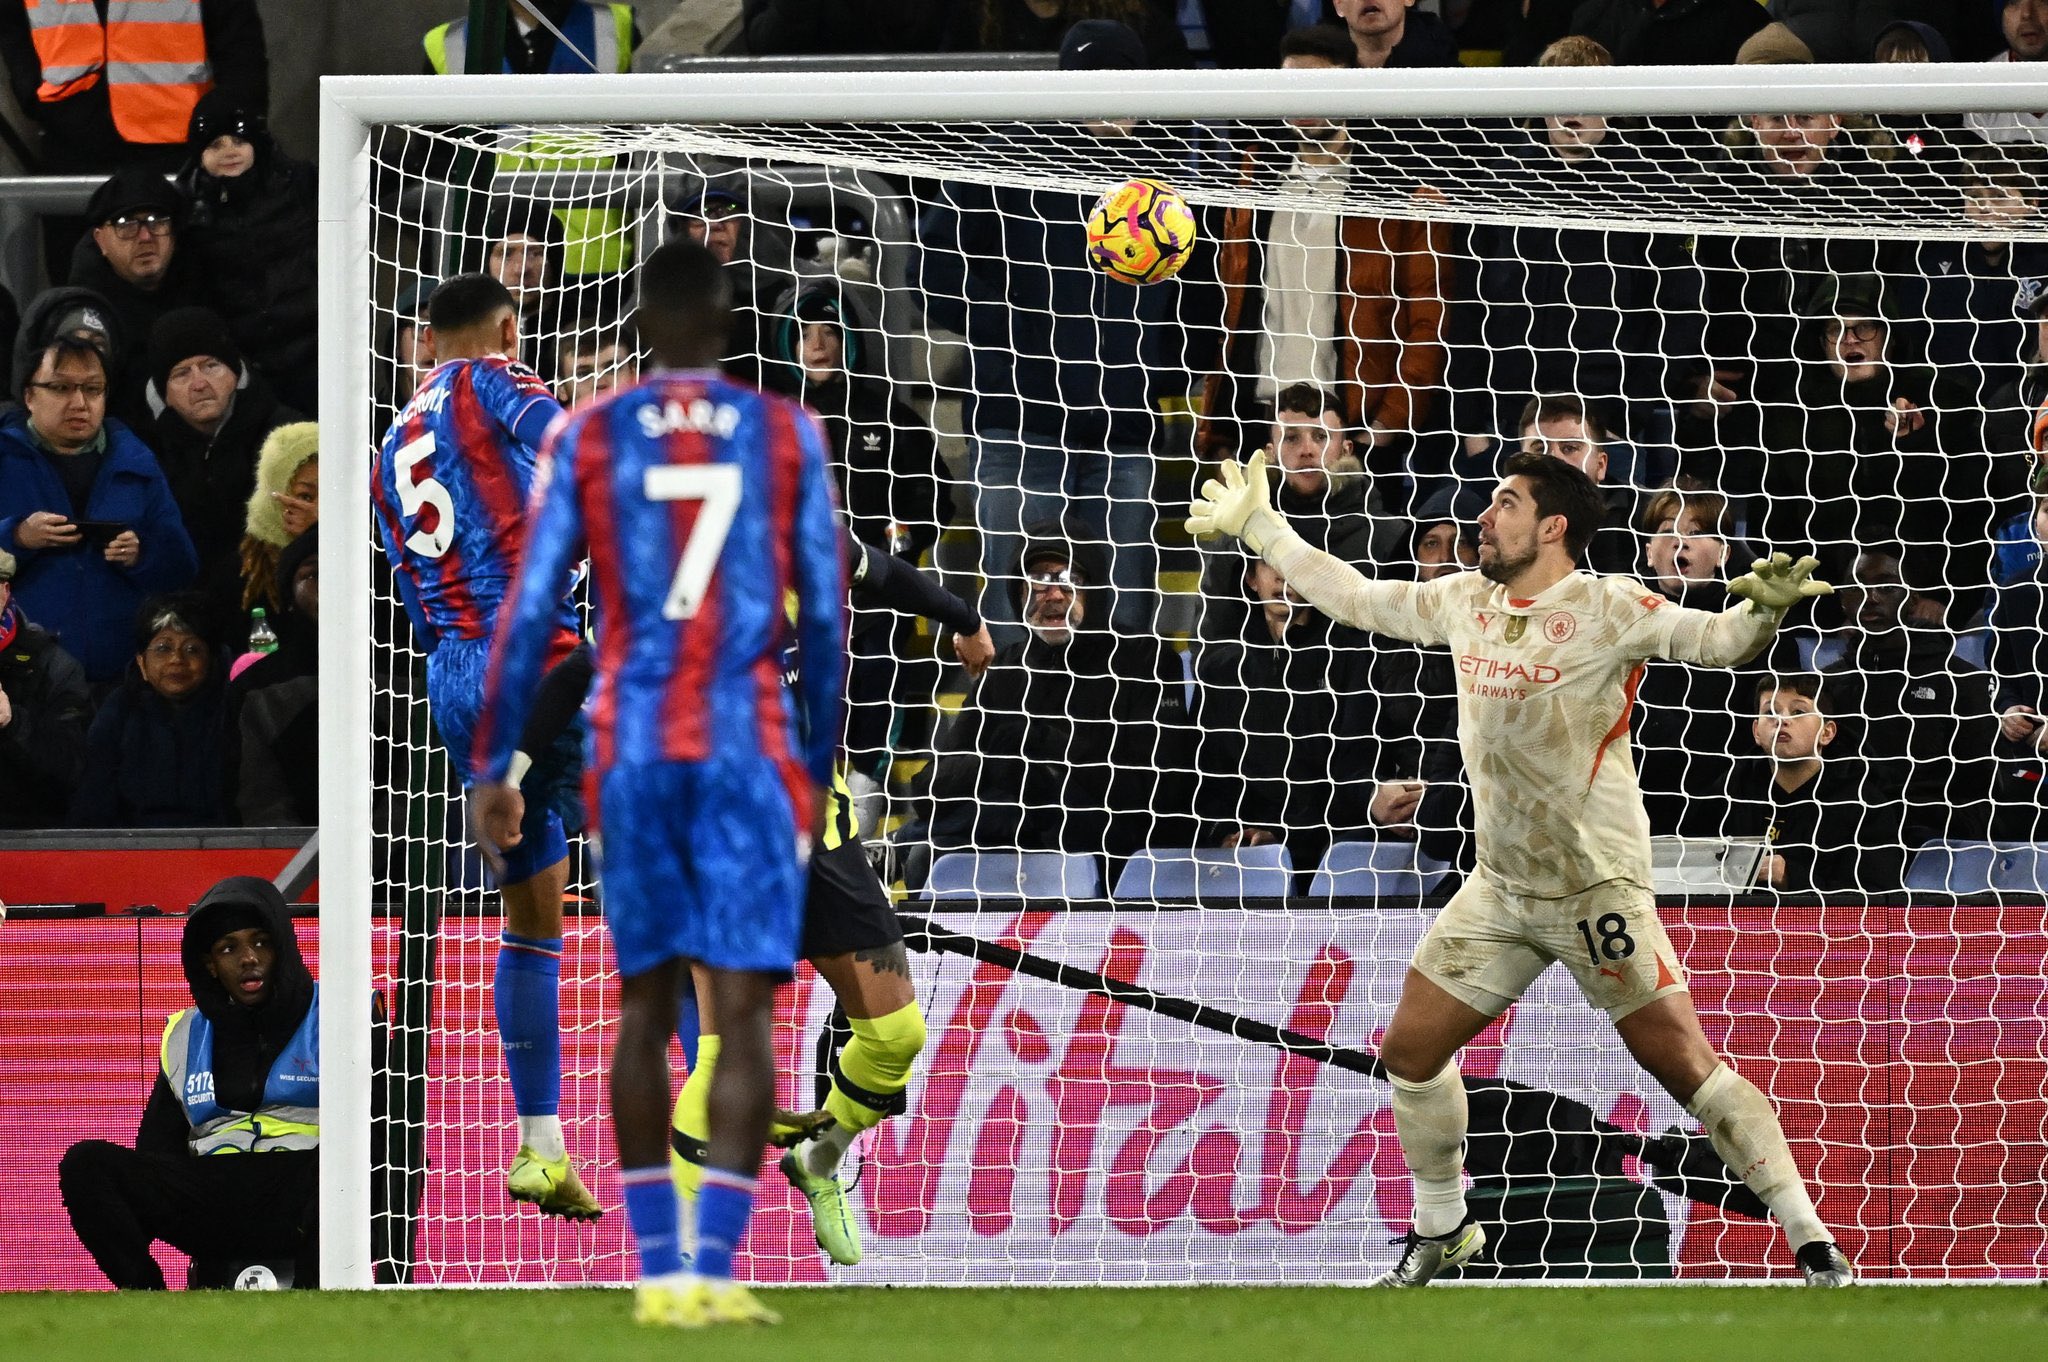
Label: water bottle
xmin=248 ymin=607 xmax=277 ymax=655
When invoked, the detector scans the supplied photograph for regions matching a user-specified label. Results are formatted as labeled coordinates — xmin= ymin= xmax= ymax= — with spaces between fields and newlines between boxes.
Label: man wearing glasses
xmin=0 ymin=335 xmax=196 ymax=685
xmin=69 ymin=165 xmax=209 ymax=425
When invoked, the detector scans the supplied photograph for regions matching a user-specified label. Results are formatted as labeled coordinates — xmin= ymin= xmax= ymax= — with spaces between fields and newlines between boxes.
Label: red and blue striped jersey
xmin=473 ymin=370 xmax=846 ymax=799
xmin=371 ymin=355 xmax=574 ymax=650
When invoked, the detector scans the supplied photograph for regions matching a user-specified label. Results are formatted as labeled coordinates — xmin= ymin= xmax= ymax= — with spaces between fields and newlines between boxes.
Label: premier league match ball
xmin=1086 ymin=177 xmax=1196 ymax=285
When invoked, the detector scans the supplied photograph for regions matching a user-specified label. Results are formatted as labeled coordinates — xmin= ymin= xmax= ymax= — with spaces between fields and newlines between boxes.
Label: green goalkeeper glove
xmin=1727 ymin=551 xmax=1833 ymax=612
xmin=1185 ymin=450 xmax=1289 ymax=555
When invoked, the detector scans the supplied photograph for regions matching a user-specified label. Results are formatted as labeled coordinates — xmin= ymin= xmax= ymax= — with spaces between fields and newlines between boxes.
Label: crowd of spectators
xmin=12 ymin=0 xmax=2048 ymax=904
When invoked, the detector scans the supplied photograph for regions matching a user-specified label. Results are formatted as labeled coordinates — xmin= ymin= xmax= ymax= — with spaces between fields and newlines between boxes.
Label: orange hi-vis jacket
xmin=25 ymin=0 xmax=213 ymax=145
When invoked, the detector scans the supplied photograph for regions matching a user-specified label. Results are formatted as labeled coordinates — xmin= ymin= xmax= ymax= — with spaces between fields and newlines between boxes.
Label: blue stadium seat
xmin=1111 ymin=846 xmax=1294 ymax=900
xmin=922 ymin=851 xmax=1101 ymax=900
xmin=1989 ymin=843 xmax=2048 ymax=893
xmin=1903 ymin=840 xmax=2001 ymax=893
xmin=1306 ymin=840 xmax=1449 ymax=898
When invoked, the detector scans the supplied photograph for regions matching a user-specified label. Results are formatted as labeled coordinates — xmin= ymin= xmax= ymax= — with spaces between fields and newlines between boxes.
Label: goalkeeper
xmin=503 ymin=525 xmax=993 ymax=1269
xmin=1189 ymin=448 xmax=1855 ymax=1288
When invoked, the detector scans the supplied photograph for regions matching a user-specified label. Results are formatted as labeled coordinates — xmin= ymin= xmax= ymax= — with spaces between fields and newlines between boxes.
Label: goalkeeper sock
xmin=692 ymin=1168 xmax=757 ymax=1282
xmin=620 ymin=1165 xmax=685 ymax=1280
xmin=1686 ymin=1062 xmax=1828 ymax=1249
xmin=1391 ymin=1060 xmax=1470 ymax=1239
xmin=669 ymin=1034 xmax=717 ymax=1196
xmin=495 ymin=932 xmax=563 ymax=1154
xmin=812 ymin=1002 xmax=927 ymax=1178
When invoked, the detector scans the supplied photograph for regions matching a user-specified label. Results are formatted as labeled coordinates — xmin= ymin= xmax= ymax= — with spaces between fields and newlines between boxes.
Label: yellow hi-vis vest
xmin=423 ymin=2 xmax=636 ymax=275
xmin=160 ymin=986 xmax=320 ymax=1155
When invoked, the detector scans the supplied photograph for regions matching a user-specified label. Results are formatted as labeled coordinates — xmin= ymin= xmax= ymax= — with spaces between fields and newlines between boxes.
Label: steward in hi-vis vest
xmin=422 ymin=1 xmax=639 ymax=276
xmin=57 ymin=874 xmax=322 ymax=1289
xmin=0 ymin=0 xmax=269 ymax=174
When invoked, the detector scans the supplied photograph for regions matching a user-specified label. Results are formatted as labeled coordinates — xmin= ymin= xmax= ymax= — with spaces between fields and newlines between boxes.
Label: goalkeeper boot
xmin=1371 ymin=1216 xmax=1486 ymax=1287
xmin=780 ymin=1148 xmax=863 ymax=1266
xmin=770 ymin=1107 xmax=836 ymax=1149
xmin=1796 ymin=1240 xmax=1855 ymax=1287
xmin=506 ymin=1146 xmax=603 ymax=1221
xmin=636 ymin=1279 xmax=782 ymax=1328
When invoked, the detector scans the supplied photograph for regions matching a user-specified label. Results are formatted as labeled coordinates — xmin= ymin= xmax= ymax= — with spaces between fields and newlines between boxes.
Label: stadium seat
xmin=1903 ymin=840 xmax=2001 ymax=893
xmin=922 ymin=851 xmax=1100 ymax=900
xmin=1989 ymin=843 xmax=2048 ymax=893
xmin=1306 ymin=840 xmax=1448 ymax=898
xmin=1111 ymin=846 xmax=1293 ymax=900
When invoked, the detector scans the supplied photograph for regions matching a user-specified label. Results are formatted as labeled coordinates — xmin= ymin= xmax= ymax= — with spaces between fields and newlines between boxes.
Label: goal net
xmin=319 ymin=65 xmax=2048 ymax=1288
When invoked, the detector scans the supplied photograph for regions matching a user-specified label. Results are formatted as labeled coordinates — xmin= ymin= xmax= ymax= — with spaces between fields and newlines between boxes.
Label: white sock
xmin=1391 ymin=1062 xmax=1469 ymax=1238
xmin=641 ymin=1269 xmax=690 ymax=1292
xmin=1686 ymin=1062 xmax=1828 ymax=1250
xmin=519 ymin=1114 xmax=567 ymax=1162
xmin=804 ymin=1122 xmax=858 ymax=1179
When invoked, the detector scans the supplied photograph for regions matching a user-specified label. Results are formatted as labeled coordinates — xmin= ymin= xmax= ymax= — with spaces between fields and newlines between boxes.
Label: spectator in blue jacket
xmin=0 ymin=336 xmax=197 ymax=685
xmin=71 ymin=592 xmax=228 ymax=828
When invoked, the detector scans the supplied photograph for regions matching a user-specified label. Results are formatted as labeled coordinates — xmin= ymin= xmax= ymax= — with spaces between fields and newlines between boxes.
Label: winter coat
xmin=66 ymin=242 xmax=216 ymax=430
xmin=223 ymin=525 xmax=317 ymax=826
xmin=152 ymin=371 xmax=302 ymax=627
xmin=1724 ymin=755 xmax=1908 ymax=894
xmin=763 ymin=283 xmax=955 ymax=557
xmin=1770 ymin=0 xmax=1962 ymax=62
xmin=930 ymin=627 xmax=1197 ymax=863
xmin=1631 ymin=578 xmax=1760 ymax=838
xmin=1191 ymin=606 xmax=1382 ymax=878
xmin=71 ymin=668 xmax=229 ymax=828
xmin=1197 ymin=144 xmax=1450 ymax=457
xmin=1824 ymin=631 xmax=2001 ymax=845
xmin=1885 ymin=238 xmax=2048 ymax=411
xmin=921 ymin=135 xmax=1186 ymax=451
xmin=177 ymin=155 xmax=319 ymax=415
xmin=0 ymin=604 xmax=90 ymax=828
xmin=0 ymin=410 xmax=198 ymax=683
xmin=1449 ymin=132 xmax=1709 ymax=442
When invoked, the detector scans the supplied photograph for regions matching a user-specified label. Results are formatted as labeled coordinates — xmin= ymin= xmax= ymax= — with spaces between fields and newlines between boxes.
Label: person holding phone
xmin=0 ymin=335 xmax=197 ymax=684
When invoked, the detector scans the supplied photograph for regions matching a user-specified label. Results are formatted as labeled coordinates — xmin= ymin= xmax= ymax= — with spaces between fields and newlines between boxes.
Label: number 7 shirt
xmin=372 ymin=355 xmax=577 ymax=652
xmin=471 ymin=369 xmax=845 ymax=797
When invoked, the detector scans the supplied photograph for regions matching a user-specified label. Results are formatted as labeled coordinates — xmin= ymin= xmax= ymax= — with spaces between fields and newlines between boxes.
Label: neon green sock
xmin=669 ymin=1033 xmax=717 ymax=1196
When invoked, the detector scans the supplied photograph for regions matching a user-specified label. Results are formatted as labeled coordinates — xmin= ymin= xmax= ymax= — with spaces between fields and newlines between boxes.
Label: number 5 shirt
xmin=372 ymin=355 xmax=575 ymax=652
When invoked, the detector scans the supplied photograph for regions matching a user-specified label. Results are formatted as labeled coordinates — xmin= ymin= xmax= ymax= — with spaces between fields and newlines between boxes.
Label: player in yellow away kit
xmin=1189 ymin=449 xmax=1855 ymax=1288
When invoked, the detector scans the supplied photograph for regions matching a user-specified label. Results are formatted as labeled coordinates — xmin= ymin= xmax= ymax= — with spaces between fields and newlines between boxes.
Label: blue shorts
xmin=428 ymin=636 xmax=587 ymax=884
xmin=595 ymin=757 xmax=807 ymax=979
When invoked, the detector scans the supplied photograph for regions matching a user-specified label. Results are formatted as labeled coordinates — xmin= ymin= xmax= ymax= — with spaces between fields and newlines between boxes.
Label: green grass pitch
xmin=5 ymin=1286 xmax=2044 ymax=1362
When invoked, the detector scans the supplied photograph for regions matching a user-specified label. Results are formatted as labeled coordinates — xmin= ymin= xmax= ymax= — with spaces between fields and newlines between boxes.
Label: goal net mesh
xmin=358 ymin=94 xmax=2048 ymax=1286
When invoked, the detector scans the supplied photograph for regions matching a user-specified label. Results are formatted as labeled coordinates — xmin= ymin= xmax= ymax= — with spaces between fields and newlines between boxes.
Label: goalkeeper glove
xmin=1185 ymin=450 xmax=1290 ymax=556
xmin=1727 ymin=551 xmax=1833 ymax=612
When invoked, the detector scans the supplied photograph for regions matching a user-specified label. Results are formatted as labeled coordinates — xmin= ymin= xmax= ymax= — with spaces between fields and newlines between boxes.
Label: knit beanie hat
xmin=148 ymin=307 xmax=243 ymax=401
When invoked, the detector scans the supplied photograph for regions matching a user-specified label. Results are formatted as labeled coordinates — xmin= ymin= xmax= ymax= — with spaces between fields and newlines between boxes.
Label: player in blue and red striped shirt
xmin=471 ymin=241 xmax=844 ymax=1329
xmin=370 ymin=273 xmax=599 ymax=1221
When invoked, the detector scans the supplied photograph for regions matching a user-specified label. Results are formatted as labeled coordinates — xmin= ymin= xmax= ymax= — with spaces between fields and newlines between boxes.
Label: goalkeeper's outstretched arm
xmin=1623 ymin=552 xmax=1834 ymax=669
xmin=1186 ymin=452 xmax=1445 ymax=647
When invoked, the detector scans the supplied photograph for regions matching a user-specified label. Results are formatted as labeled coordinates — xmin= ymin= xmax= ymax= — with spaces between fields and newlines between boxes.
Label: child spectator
xmin=71 ymin=593 xmax=229 ymax=828
xmin=237 ymin=422 xmax=318 ymax=624
xmin=176 ymin=93 xmax=319 ymax=416
xmin=0 ymin=336 xmax=198 ymax=686
xmin=1727 ymin=673 xmax=1906 ymax=894
xmin=558 ymin=313 xmax=640 ymax=407
xmin=0 ymin=547 xmax=91 ymax=829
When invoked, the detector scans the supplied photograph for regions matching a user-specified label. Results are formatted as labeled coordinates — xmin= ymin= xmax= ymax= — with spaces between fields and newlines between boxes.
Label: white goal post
xmin=318 ymin=62 xmax=2048 ymax=1290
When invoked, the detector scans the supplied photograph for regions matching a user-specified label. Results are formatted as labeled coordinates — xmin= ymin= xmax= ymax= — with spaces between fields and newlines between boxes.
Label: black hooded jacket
xmin=136 ymin=877 xmax=315 ymax=1155
xmin=178 ymin=148 xmax=319 ymax=416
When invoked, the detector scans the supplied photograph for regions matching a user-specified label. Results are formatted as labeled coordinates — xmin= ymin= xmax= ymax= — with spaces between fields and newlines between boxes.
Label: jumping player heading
xmin=472 ymin=239 xmax=845 ymax=1329
xmin=1188 ymin=449 xmax=1855 ymax=1288
xmin=371 ymin=273 xmax=598 ymax=1221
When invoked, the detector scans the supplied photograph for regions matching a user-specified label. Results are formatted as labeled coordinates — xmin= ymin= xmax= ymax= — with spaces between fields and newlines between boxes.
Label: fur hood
xmin=244 ymin=422 xmax=318 ymax=548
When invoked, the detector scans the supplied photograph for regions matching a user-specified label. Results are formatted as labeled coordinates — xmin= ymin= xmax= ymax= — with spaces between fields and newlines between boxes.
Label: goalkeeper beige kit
xmin=1267 ymin=537 xmax=1782 ymax=1019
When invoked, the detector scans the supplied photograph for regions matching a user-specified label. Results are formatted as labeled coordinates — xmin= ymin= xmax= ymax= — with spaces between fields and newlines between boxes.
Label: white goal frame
xmin=316 ymin=62 xmax=2048 ymax=1289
